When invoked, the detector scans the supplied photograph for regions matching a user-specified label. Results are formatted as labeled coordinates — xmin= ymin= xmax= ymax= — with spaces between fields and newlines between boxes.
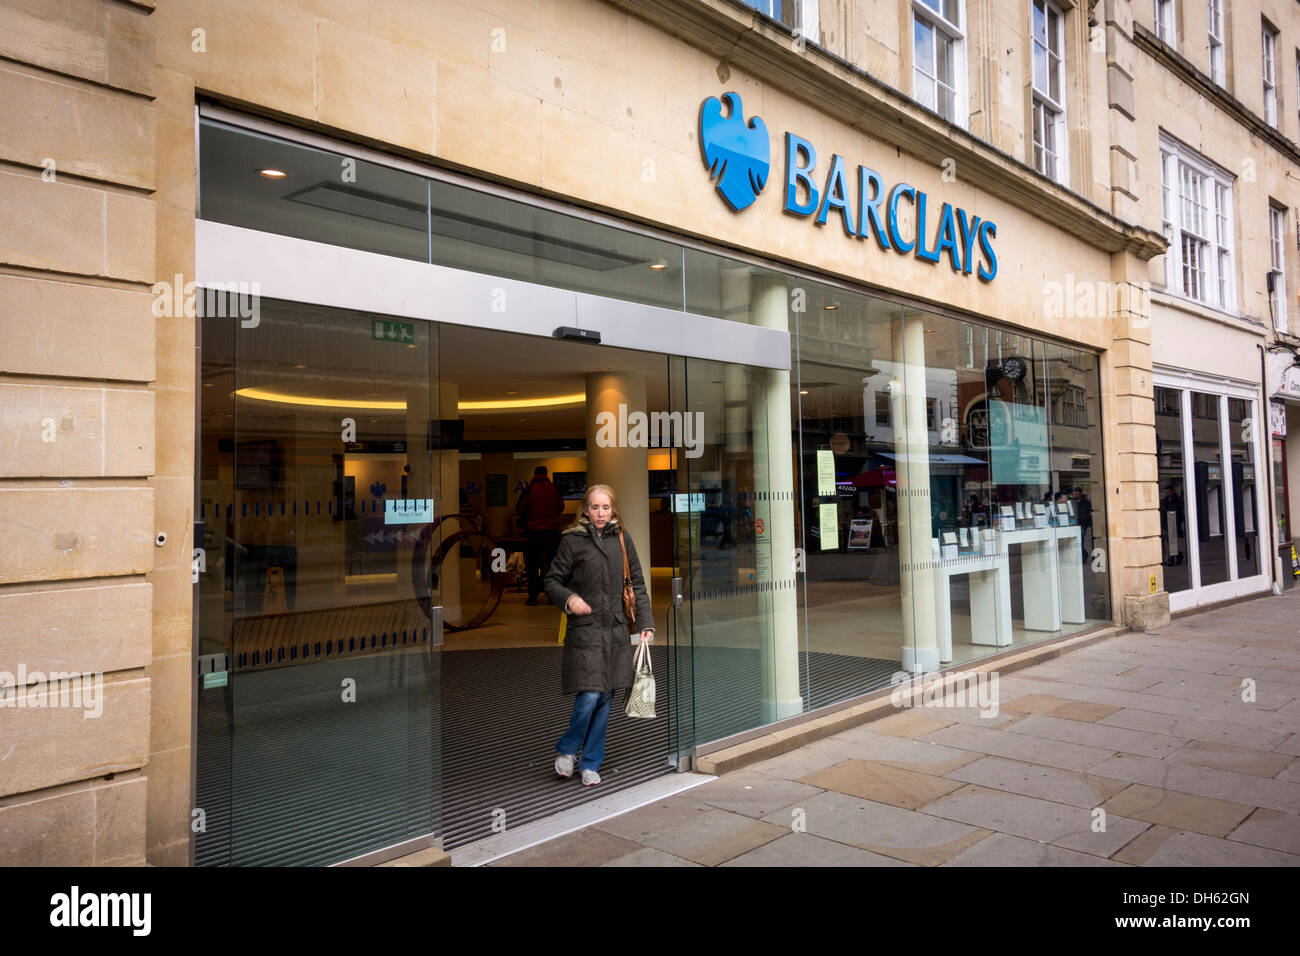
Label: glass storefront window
xmin=198 ymin=116 xmax=1118 ymax=792
xmin=1155 ymin=386 xmax=1191 ymax=592
xmin=1191 ymin=391 xmax=1229 ymax=587
xmin=1228 ymin=397 xmax=1260 ymax=579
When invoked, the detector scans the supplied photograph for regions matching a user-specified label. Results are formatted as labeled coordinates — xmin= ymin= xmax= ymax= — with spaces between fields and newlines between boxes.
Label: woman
xmin=544 ymin=484 xmax=654 ymax=786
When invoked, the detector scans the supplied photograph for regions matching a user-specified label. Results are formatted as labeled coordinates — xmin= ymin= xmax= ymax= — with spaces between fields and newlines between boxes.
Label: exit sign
xmin=373 ymin=318 xmax=415 ymax=344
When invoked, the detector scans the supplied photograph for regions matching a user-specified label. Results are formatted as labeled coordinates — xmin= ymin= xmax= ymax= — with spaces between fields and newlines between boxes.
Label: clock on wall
xmin=1001 ymin=356 xmax=1028 ymax=382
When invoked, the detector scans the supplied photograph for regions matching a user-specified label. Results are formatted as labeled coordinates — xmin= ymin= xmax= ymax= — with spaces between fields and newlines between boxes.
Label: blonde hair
xmin=580 ymin=483 xmax=623 ymax=527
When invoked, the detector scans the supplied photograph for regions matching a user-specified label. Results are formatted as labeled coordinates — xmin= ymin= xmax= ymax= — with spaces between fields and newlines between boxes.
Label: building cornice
xmin=604 ymin=0 xmax=1168 ymax=260
xmin=1133 ymin=23 xmax=1300 ymax=169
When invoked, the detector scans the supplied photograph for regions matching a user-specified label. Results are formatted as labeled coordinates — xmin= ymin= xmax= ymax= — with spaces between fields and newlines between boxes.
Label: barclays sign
xmin=699 ymin=92 xmax=998 ymax=281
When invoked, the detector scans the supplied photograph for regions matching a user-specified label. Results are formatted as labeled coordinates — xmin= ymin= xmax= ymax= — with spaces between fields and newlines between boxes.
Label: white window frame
xmin=1154 ymin=0 xmax=1176 ymax=48
xmin=1154 ymin=371 xmax=1271 ymax=612
xmin=1208 ymin=0 xmax=1224 ymax=85
xmin=1031 ymin=0 xmax=1068 ymax=184
xmin=741 ymin=0 xmax=816 ymax=38
xmin=1159 ymin=134 xmax=1236 ymax=313
xmin=911 ymin=0 xmax=967 ymax=128
xmin=1270 ymin=203 xmax=1288 ymax=333
xmin=1263 ymin=21 xmax=1279 ymax=128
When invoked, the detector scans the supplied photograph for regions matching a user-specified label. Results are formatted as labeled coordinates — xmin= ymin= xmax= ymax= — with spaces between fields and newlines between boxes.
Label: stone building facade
xmin=6 ymin=0 xmax=1261 ymax=866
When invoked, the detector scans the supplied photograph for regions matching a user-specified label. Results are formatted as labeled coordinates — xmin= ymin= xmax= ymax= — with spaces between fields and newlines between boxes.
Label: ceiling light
xmin=457 ymin=392 xmax=586 ymax=412
xmin=649 ymin=258 xmax=668 ymax=270
xmin=258 ymin=168 xmax=288 ymax=180
xmin=235 ymin=386 xmax=406 ymax=410
xmin=824 ymin=303 xmax=838 ymax=311
xmin=799 ymin=389 xmax=809 ymax=395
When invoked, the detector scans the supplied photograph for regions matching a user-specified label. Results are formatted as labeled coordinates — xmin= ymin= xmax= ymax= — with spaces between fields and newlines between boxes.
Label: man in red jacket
xmin=516 ymin=466 xmax=564 ymax=605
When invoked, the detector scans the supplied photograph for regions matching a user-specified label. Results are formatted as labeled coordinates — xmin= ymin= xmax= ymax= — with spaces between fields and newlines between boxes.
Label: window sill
xmin=1150 ymin=288 xmax=1267 ymax=333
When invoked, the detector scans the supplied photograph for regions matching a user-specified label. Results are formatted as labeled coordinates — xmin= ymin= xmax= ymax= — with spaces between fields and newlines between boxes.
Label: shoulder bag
xmin=617 ymin=530 xmax=637 ymax=632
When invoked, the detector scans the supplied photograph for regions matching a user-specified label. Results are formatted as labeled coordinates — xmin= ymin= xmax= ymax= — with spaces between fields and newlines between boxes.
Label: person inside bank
xmin=515 ymin=465 xmax=564 ymax=606
xmin=545 ymin=484 xmax=654 ymax=786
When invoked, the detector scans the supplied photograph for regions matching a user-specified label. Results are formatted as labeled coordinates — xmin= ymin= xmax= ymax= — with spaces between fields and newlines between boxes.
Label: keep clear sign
xmin=817 ymin=448 xmax=838 ymax=551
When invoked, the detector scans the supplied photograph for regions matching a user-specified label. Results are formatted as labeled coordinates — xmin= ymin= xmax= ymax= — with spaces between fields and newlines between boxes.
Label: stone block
xmin=1123 ymin=591 xmax=1171 ymax=631
xmin=0 ymin=171 xmax=154 ymax=282
xmin=1118 ymin=452 xmax=1157 ymax=483
xmin=0 ymin=275 xmax=154 ymax=382
xmin=0 ymin=676 xmax=150 ymax=798
xmin=144 ymin=744 xmax=191 ymax=864
xmin=0 ymin=580 xmax=152 ymax=676
xmin=146 ymin=653 xmax=192 ymax=753
xmin=1112 ymin=365 xmax=1153 ymax=398
xmin=436 ymin=61 xmax=543 ymax=186
xmin=1119 ymin=480 xmax=1159 ymax=512
xmin=0 ymin=0 xmax=154 ymax=97
xmin=0 ymin=383 xmax=155 ymax=478
xmin=316 ymin=18 xmax=439 ymax=156
xmin=154 ymin=0 xmax=316 ymax=120
xmin=0 ymin=65 xmax=155 ymax=190
xmin=1107 ymin=64 xmax=1134 ymax=119
xmin=1112 ymin=394 xmax=1155 ymax=426
xmin=0 ymin=487 xmax=154 ymax=584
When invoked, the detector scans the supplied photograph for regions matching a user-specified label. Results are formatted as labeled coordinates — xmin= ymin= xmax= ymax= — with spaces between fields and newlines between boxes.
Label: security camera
xmin=155 ymin=532 xmax=167 ymax=547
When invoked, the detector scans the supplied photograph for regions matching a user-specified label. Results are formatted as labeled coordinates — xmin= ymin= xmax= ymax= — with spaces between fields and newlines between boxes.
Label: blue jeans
xmin=556 ymin=691 xmax=613 ymax=772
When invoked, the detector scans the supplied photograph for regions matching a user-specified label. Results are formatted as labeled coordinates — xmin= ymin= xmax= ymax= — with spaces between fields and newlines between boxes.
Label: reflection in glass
xmin=1229 ymin=397 xmax=1260 ymax=578
xmin=1156 ymin=387 xmax=1191 ymax=593
xmin=198 ymin=297 xmax=439 ymax=866
xmin=1192 ymin=392 xmax=1229 ymax=586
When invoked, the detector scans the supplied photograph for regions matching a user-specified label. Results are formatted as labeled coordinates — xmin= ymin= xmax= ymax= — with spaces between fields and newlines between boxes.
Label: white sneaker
xmin=581 ymin=769 xmax=601 ymax=786
xmin=555 ymin=753 xmax=576 ymax=778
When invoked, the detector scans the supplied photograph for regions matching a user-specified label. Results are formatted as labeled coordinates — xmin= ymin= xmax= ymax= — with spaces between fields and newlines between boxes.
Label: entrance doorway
xmin=195 ymin=297 xmax=782 ymax=862
xmin=434 ymin=324 xmax=679 ymax=848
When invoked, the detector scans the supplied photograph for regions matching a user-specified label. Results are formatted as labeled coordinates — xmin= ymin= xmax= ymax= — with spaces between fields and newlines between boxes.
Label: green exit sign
xmin=372 ymin=318 xmax=415 ymax=344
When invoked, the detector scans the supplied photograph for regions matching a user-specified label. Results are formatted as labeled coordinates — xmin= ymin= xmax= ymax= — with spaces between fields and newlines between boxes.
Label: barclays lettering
xmin=700 ymin=93 xmax=998 ymax=282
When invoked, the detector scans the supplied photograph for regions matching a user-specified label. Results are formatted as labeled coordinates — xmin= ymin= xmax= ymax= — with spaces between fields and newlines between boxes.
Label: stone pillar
xmin=585 ymin=371 xmax=650 ymax=603
xmin=1106 ymin=250 xmax=1169 ymax=630
xmin=893 ymin=311 xmax=939 ymax=672
xmin=752 ymin=277 xmax=802 ymax=722
xmin=1104 ymin=0 xmax=1140 ymax=223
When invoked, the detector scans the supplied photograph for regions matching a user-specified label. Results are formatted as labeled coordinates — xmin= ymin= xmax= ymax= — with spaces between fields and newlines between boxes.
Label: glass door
xmin=670 ymin=354 xmax=794 ymax=750
xmin=197 ymin=296 xmax=441 ymax=866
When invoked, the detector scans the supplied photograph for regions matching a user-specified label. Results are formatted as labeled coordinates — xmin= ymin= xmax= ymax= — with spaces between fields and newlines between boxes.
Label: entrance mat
xmin=441 ymin=645 xmax=673 ymax=850
xmin=195 ymin=645 xmax=902 ymax=862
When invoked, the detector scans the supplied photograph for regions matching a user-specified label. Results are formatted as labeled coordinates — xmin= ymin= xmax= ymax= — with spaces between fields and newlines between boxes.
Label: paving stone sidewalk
xmin=494 ymin=591 xmax=1300 ymax=866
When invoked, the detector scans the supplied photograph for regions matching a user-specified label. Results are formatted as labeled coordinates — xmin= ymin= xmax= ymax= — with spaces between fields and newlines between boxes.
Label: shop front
xmin=192 ymin=101 xmax=1126 ymax=863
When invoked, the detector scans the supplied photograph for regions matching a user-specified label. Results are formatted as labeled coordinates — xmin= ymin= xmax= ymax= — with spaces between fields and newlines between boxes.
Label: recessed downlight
xmin=258 ymin=168 xmax=288 ymax=180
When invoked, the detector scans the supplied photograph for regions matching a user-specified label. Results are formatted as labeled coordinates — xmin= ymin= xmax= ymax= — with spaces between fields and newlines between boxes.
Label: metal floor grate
xmin=196 ymin=645 xmax=902 ymax=861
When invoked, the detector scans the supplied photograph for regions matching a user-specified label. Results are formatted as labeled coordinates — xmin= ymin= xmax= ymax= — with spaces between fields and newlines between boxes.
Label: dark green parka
xmin=544 ymin=517 xmax=655 ymax=695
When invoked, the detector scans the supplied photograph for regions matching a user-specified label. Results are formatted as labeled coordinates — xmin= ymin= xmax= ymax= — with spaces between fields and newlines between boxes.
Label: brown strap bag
xmin=618 ymin=530 xmax=637 ymax=632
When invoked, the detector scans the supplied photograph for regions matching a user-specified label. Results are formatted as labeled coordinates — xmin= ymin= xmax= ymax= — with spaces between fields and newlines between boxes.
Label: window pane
xmin=916 ymin=69 xmax=937 ymax=110
xmin=938 ymin=84 xmax=956 ymax=120
xmin=914 ymin=19 xmax=934 ymax=76
xmin=1192 ymin=393 xmax=1229 ymax=586
xmin=1156 ymin=387 xmax=1192 ymax=593
xmin=937 ymin=31 xmax=955 ymax=86
xmin=1229 ymin=398 xmax=1261 ymax=578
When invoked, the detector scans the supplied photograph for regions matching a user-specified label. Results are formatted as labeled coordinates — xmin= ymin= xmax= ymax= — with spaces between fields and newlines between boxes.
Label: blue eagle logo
xmin=699 ymin=92 xmax=770 ymax=211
